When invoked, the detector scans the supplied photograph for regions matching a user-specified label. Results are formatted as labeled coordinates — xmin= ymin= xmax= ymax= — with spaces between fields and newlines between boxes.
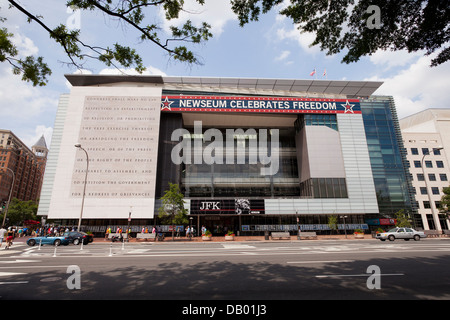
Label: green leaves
xmin=230 ymin=0 xmax=449 ymax=67
xmin=3 ymin=0 xmax=214 ymax=85
xmin=0 ymin=27 xmax=51 ymax=86
xmin=158 ymin=183 xmax=189 ymax=226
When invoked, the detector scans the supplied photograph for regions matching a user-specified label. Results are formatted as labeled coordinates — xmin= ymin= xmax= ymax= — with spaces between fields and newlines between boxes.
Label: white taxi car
xmin=376 ymin=227 xmax=427 ymax=241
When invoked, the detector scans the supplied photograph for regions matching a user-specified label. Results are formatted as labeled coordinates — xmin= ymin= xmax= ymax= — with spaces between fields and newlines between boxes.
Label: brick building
xmin=0 ymin=130 xmax=48 ymax=206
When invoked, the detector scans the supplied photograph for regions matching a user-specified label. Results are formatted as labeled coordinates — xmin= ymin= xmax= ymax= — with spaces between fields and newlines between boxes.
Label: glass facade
xmin=360 ymin=97 xmax=419 ymax=226
xmin=182 ymin=127 xmax=300 ymax=198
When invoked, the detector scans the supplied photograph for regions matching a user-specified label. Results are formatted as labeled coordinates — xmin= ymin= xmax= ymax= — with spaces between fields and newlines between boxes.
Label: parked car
xmin=27 ymin=235 xmax=71 ymax=246
xmin=64 ymin=231 xmax=94 ymax=245
xmin=376 ymin=227 xmax=427 ymax=241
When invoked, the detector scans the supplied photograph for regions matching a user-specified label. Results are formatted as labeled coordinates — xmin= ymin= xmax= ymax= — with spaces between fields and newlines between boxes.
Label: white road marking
xmin=0 ymin=272 xmax=26 ymax=277
xmin=315 ymin=273 xmax=405 ymax=278
xmin=0 ymin=259 xmax=41 ymax=264
xmin=287 ymin=260 xmax=355 ymax=264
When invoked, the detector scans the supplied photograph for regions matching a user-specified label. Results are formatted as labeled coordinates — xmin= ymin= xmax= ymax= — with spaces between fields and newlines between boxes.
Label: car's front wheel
xmin=54 ymin=239 xmax=61 ymax=246
xmin=27 ymin=239 xmax=36 ymax=246
xmin=73 ymin=239 xmax=80 ymax=245
xmin=388 ymin=235 xmax=395 ymax=241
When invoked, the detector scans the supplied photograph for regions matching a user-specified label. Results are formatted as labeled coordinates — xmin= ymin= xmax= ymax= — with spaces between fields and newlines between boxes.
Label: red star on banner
xmin=341 ymin=100 xmax=355 ymax=113
xmin=161 ymin=96 xmax=173 ymax=111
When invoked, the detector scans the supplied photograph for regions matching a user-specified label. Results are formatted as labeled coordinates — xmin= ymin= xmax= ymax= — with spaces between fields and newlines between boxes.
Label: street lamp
xmin=421 ymin=147 xmax=444 ymax=231
xmin=340 ymin=215 xmax=348 ymax=239
xmin=1 ymin=168 xmax=15 ymax=227
xmin=75 ymin=144 xmax=89 ymax=232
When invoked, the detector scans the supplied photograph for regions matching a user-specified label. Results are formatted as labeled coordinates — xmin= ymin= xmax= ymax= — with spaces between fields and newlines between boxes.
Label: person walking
xmin=0 ymin=226 xmax=6 ymax=249
xmin=186 ymin=226 xmax=190 ymax=239
xmin=5 ymin=228 xmax=14 ymax=250
xmin=105 ymin=227 xmax=111 ymax=240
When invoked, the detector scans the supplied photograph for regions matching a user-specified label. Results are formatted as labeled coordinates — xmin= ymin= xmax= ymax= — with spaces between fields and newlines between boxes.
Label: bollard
xmin=108 ymin=243 xmax=113 ymax=257
xmin=38 ymin=239 xmax=42 ymax=250
xmin=80 ymin=241 xmax=84 ymax=251
xmin=122 ymin=239 xmax=125 ymax=250
xmin=53 ymin=245 xmax=57 ymax=257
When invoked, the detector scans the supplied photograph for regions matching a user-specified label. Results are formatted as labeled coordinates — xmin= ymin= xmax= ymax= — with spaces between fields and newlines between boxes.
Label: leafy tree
xmin=0 ymin=198 xmax=38 ymax=226
xmin=440 ymin=185 xmax=450 ymax=220
xmin=394 ymin=209 xmax=412 ymax=228
xmin=1 ymin=0 xmax=212 ymax=86
xmin=327 ymin=215 xmax=338 ymax=234
xmin=2 ymin=1 xmax=448 ymax=87
xmin=158 ymin=182 xmax=188 ymax=240
xmin=231 ymin=0 xmax=449 ymax=67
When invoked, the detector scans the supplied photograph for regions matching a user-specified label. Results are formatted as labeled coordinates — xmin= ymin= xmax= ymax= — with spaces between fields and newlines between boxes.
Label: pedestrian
xmin=186 ymin=226 xmax=190 ymax=238
xmin=201 ymin=225 xmax=206 ymax=236
xmin=152 ymin=226 xmax=156 ymax=234
xmin=5 ymin=228 xmax=14 ymax=250
xmin=105 ymin=227 xmax=111 ymax=240
xmin=0 ymin=226 xmax=6 ymax=249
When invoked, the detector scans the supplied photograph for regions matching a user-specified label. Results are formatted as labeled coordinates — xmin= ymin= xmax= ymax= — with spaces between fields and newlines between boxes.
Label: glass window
xmin=423 ymin=201 xmax=431 ymax=209
xmin=425 ymin=161 xmax=433 ymax=168
xmin=411 ymin=148 xmax=418 ymax=155
xmin=439 ymin=173 xmax=447 ymax=181
xmin=433 ymin=149 xmax=441 ymax=155
xmin=428 ymin=174 xmax=436 ymax=181
xmin=414 ymin=161 xmax=421 ymax=168
xmin=417 ymin=173 xmax=424 ymax=181
xmin=436 ymin=161 xmax=444 ymax=168
xmin=431 ymin=187 xmax=440 ymax=195
xmin=420 ymin=187 xmax=427 ymax=195
xmin=422 ymin=148 xmax=429 ymax=155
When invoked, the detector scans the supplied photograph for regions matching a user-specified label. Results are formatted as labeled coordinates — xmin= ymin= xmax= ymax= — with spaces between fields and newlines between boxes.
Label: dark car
xmin=64 ymin=231 xmax=93 ymax=245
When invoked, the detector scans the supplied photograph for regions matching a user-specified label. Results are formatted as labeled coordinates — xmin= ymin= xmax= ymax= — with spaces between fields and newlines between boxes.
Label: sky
xmin=1 ymin=0 xmax=449 ymax=149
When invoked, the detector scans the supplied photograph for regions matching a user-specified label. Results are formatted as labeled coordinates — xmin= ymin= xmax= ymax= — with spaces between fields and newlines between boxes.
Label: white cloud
xmin=367 ymin=53 xmax=450 ymax=119
xmin=276 ymin=26 xmax=320 ymax=55
xmin=0 ymin=64 xmax=58 ymax=121
xmin=275 ymin=50 xmax=291 ymax=61
xmin=11 ymin=32 xmax=39 ymax=57
xmin=369 ymin=49 xmax=424 ymax=71
xmin=159 ymin=0 xmax=237 ymax=36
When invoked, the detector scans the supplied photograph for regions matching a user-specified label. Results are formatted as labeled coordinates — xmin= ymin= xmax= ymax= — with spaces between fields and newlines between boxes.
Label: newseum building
xmin=37 ymin=75 xmax=417 ymax=235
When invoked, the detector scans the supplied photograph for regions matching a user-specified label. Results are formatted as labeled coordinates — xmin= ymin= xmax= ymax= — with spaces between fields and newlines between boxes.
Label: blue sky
xmin=1 ymin=0 xmax=449 ymax=149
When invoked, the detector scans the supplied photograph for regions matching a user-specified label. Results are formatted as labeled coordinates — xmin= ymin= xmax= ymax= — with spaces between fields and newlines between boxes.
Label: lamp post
xmin=421 ymin=147 xmax=444 ymax=231
xmin=75 ymin=144 xmax=89 ymax=232
xmin=1 ymin=168 xmax=15 ymax=227
xmin=340 ymin=215 xmax=348 ymax=239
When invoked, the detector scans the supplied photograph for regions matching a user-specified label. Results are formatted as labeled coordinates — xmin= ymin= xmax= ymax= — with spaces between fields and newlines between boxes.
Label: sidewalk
xmin=93 ymin=234 xmax=376 ymax=243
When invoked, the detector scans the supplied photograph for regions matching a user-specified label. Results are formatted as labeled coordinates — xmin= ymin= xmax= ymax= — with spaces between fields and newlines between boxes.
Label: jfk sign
xmin=191 ymin=199 xmax=265 ymax=215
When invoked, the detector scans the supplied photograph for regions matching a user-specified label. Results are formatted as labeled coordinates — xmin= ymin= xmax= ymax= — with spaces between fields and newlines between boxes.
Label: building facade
xmin=37 ymin=75 xmax=415 ymax=235
xmin=400 ymin=109 xmax=450 ymax=230
xmin=0 ymin=130 xmax=48 ymax=207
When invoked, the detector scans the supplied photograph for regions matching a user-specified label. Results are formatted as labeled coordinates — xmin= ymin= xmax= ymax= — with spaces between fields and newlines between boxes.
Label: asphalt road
xmin=1 ymin=238 xmax=450 ymax=302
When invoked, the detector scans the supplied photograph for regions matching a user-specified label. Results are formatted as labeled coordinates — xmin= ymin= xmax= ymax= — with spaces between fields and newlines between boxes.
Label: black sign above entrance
xmin=190 ymin=199 xmax=265 ymax=215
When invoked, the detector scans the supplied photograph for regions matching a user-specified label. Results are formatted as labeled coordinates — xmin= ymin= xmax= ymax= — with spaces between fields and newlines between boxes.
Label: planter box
xmin=225 ymin=235 xmax=234 ymax=241
xmin=354 ymin=234 xmax=364 ymax=239
xmin=202 ymin=236 xmax=212 ymax=241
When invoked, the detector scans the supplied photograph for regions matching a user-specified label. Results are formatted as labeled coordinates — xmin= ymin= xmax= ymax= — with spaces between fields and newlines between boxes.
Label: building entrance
xmin=195 ymin=215 xmax=240 ymax=236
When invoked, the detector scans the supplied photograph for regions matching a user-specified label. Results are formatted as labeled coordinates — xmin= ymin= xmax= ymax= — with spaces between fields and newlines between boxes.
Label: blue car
xmin=27 ymin=235 xmax=71 ymax=246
